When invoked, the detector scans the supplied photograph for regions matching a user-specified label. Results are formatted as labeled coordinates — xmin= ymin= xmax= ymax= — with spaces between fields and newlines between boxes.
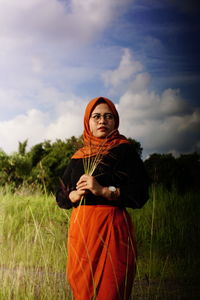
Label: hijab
xmin=72 ymin=97 xmax=129 ymax=159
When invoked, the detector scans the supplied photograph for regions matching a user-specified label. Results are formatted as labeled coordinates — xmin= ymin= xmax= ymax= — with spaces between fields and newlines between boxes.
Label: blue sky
xmin=0 ymin=0 xmax=199 ymax=158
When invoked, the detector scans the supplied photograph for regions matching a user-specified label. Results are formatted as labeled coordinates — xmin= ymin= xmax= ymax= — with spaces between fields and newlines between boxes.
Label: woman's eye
xmin=105 ymin=114 xmax=113 ymax=120
xmin=91 ymin=113 xmax=114 ymax=120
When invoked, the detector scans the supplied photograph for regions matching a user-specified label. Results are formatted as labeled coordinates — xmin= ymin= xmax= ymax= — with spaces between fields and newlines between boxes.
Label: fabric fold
xmin=67 ymin=205 xmax=136 ymax=300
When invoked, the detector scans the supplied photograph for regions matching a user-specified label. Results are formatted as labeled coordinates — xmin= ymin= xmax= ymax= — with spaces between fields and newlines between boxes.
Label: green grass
xmin=0 ymin=187 xmax=72 ymax=299
xmin=0 ymin=185 xmax=199 ymax=299
xmin=131 ymin=185 xmax=200 ymax=299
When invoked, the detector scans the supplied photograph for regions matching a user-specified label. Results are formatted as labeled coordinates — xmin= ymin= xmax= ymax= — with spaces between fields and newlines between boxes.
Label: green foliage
xmin=0 ymin=149 xmax=31 ymax=188
xmin=128 ymin=137 xmax=143 ymax=157
xmin=18 ymin=139 xmax=28 ymax=156
xmin=0 ymin=136 xmax=83 ymax=193
xmin=28 ymin=142 xmax=48 ymax=167
xmin=176 ymin=152 xmax=200 ymax=192
xmin=30 ymin=137 xmax=83 ymax=192
xmin=0 ymin=136 xmax=200 ymax=194
xmin=9 ymin=153 xmax=32 ymax=181
xmin=0 ymin=150 xmax=10 ymax=185
xmin=144 ymin=152 xmax=200 ymax=193
xmin=144 ymin=153 xmax=177 ymax=188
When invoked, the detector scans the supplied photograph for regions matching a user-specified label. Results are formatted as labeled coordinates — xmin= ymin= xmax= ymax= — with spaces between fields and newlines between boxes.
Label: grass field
xmin=0 ymin=185 xmax=199 ymax=299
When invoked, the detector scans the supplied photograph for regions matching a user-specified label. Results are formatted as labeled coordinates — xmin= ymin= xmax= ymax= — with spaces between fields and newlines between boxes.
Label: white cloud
xmin=160 ymin=89 xmax=191 ymax=116
xmin=102 ymin=49 xmax=200 ymax=156
xmin=128 ymin=73 xmax=151 ymax=93
xmin=102 ymin=48 xmax=144 ymax=93
xmin=0 ymin=0 xmax=132 ymax=43
xmin=0 ymin=0 xmax=134 ymax=120
xmin=0 ymin=109 xmax=48 ymax=153
xmin=118 ymin=87 xmax=200 ymax=156
xmin=0 ymin=97 xmax=87 ymax=154
xmin=1 ymin=46 xmax=199 ymax=157
xmin=45 ymin=98 xmax=86 ymax=140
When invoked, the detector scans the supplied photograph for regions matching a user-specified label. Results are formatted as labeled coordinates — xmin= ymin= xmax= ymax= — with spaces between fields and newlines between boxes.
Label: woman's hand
xmin=69 ymin=189 xmax=87 ymax=203
xmin=74 ymin=174 xmax=120 ymax=201
xmin=76 ymin=174 xmax=104 ymax=197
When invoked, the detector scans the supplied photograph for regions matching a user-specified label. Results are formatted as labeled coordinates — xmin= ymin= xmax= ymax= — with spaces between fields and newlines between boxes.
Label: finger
xmin=78 ymin=175 xmax=86 ymax=182
xmin=77 ymin=186 xmax=86 ymax=192
xmin=76 ymin=179 xmax=83 ymax=185
xmin=80 ymin=174 xmax=91 ymax=181
xmin=77 ymin=180 xmax=87 ymax=187
xmin=77 ymin=189 xmax=86 ymax=196
xmin=77 ymin=176 xmax=88 ymax=185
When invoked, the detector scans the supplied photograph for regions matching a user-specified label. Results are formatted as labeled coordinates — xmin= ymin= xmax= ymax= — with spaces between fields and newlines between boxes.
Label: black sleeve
xmin=117 ymin=144 xmax=150 ymax=209
xmin=56 ymin=161 xmax=73 ymax=209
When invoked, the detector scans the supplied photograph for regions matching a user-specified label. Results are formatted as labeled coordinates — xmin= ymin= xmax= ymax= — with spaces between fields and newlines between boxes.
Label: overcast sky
xmin=0 ymin=0 xmax=199 ymax=158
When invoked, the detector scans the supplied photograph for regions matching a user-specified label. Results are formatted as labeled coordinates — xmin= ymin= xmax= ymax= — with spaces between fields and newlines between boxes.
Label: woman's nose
xmin=98 ymin=116 xmax=107 ymax=123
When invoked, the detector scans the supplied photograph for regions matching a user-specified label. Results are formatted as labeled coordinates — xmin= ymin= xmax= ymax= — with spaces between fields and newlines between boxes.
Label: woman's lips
xmin=98 ymin=127 xmax=107 ymax=131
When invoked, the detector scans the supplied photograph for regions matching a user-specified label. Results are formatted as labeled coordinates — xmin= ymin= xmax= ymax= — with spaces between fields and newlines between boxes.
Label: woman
xmin=56 ymin=97 xmax=149 ymax=300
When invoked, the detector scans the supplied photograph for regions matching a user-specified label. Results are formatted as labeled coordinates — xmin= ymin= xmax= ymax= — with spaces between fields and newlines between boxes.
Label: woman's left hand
xmin=76 ymin=174 xmax=103 ymax=196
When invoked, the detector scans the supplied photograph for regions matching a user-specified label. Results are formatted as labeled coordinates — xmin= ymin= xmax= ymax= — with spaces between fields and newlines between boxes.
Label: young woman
xmin=56 ymin=97 xmax=149 ymax=300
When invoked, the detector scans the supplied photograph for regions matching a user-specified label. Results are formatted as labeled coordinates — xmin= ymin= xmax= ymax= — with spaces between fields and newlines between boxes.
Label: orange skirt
xmin=67 ymin=205 xmax=137 ymax=300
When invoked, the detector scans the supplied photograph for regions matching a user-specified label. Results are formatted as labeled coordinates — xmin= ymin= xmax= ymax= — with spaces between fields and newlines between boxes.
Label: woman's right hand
xmin=69 ymin=189 xmax=87 ymax=203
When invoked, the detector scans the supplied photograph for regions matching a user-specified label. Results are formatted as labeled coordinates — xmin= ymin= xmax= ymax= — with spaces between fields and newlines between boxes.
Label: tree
xmin=28 ymin=142 xmax=50 ymax=168
xmin=29 ymin=137 xmax=82 ymax=192
xmin=176 ymin=152 xmax=200 ymax=193
xmin=144 ymin=152 xmax=200 ymax=193
xmin=144 ymin=153 xmax=177 ymax=190
xmin=128 ymin=138 xmax=143 ymax=157
xmin=0 ymin=150 xmax=10 ymax=186
xmin=18 ymin=139 xmax=28 ymax=156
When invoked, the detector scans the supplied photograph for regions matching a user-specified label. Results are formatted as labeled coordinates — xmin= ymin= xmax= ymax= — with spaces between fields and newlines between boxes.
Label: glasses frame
xmin=90 ymin=113 xmax=114 ymax=122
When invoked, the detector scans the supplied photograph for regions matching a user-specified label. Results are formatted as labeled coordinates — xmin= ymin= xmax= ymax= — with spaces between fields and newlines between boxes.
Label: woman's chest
xmin=70 ymin=153 xmax=128 ymax=187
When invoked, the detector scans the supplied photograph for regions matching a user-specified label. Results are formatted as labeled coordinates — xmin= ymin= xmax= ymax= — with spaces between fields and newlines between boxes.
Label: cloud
xmin=0 ymin=109 xmax=49 ymax=153
xmin=0 ymin=0 xmax=132 ymax=43
xmin=0 ymin=97 xmax=87 ymax=154
xmin=0 ymin=0 xmax=134 ymax=119
xmin=1 ymin=46 xmax=199 ymax=158
xmin=45 ymin=98 xmax=86 ymax=140
xmin=102 ymin=48 xmax=144 ymax=94
xmin=0 ymin=0 xmax=134 ymax=153
xmin=0 ymin=1 xmax=199 ymax=158
xmin=119 ymin=89 xmax=200 ymax=157
xmin=102 ymin=49 xmax=200 ymax=156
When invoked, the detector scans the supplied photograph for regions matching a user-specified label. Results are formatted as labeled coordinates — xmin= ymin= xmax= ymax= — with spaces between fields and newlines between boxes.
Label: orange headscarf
xmin=72 ymin=97 xmax=129 ymax=159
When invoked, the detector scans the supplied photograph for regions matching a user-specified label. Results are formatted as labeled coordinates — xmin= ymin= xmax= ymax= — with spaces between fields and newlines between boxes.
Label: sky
xmin=0 ymin=0 xmax=199 ymax=158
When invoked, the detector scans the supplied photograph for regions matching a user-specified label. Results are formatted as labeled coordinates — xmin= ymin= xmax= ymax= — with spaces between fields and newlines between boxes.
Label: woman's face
xmin=89 ymin=103 xmax=116 ymax=138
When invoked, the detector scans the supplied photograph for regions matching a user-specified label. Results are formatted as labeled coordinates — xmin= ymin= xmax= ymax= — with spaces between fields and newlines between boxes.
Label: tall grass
xmin=0 ymin=185 xmax=199 ymax=299
xmin=131 ymin=185 xmax=200 ymax=299
xmin=0 ymin=187 xmax=72 ymax=299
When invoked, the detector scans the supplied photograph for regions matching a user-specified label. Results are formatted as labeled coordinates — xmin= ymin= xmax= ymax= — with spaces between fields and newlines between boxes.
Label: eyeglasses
xmin=90 ymin=113 xmax=114 ymax=122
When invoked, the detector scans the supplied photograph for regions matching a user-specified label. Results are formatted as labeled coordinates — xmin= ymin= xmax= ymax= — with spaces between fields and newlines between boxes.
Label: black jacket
xmin=56 ymin=143 xmax=149 ymax=209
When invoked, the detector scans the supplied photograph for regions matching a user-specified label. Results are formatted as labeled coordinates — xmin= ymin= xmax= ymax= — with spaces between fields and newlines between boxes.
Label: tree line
xmin=0 ymin=136 xmax=199 ymax=194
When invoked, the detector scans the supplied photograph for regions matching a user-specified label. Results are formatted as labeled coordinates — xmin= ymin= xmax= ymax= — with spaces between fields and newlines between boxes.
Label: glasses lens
xmin=91 ymin=113 xmax=114 ymax=121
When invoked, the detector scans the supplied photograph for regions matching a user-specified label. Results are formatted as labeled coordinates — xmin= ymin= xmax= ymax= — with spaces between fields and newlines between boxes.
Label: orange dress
xmin=67 ymin=205 xmax=137 ymax=300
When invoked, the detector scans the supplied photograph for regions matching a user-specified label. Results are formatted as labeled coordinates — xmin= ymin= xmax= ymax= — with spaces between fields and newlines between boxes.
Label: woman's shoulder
xmin=108 ymin=143 xmax=141 ymax=163
xmin=111 ymin=142 xmax=138 ymax=155
xmin=64 ymin=157 xmax=82 ymax=169
xmin=71 ymin=158 xmax=81 ymax=163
